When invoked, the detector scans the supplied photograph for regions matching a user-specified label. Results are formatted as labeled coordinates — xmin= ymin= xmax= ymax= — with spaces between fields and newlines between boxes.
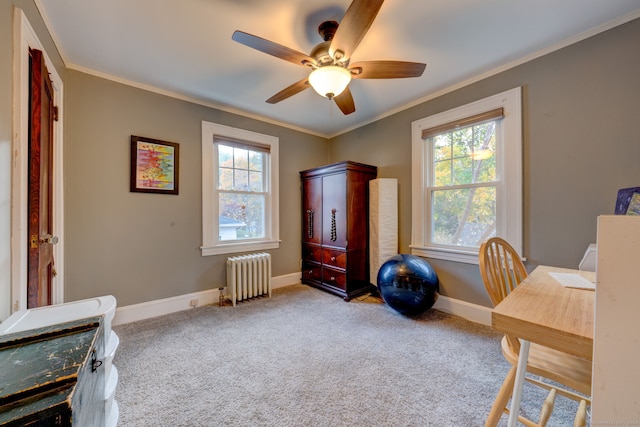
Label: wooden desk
xmin=491 ymin=265 xmax=595 ymax=426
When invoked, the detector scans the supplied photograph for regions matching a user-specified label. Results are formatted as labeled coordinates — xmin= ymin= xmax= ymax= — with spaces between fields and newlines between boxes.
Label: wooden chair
xmin=519 ymin=388 xmax=557 ymax=427
xmin=479 ymin=237 xmax=592 ymax=427
xmin=574 ymin=399 xmax=588 ymax=427
xmin=518 ymin=389 xmax=588 ymax=427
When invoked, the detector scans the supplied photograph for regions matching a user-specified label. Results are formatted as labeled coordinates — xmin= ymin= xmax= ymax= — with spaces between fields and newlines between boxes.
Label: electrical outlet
xmin=189 ymin=299 xmax=198 ymax=307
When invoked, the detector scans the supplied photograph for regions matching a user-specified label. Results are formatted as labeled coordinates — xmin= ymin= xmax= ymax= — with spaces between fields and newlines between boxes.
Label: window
xmin=201 ymin=122 xmax=279 ymax=256
xmin=411 ymin=88 xmax=522 ymax=264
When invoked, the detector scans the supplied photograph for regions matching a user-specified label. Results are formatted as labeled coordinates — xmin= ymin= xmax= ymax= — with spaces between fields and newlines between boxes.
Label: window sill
xmin=201 ymin=240 xmax=280 ymax=256
xmin=410 ymin=246 xmax=479 ymax=265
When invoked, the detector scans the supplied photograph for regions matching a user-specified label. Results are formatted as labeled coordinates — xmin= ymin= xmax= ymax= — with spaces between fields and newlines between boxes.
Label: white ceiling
xmin=37 ymin=0 xmax=640 ymax=138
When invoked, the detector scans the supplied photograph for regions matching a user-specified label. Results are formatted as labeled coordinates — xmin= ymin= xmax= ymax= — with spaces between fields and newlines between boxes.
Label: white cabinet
xmin=0 ymin=295 xmax=119 ymax=426
xmin=592 ymin=215 xmax=640 ymax=422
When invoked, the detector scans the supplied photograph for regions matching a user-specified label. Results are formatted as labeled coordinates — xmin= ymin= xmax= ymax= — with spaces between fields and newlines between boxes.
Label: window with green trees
xmin=201 ymin=121 xmax=279 ymax=256
xmin=411 ymin=88 xmax=522 ymax=264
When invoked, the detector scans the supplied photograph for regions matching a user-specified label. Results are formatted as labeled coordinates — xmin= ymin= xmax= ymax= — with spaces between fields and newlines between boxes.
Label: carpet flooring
xmin=113 ymin=284 xmax=584 ymax=426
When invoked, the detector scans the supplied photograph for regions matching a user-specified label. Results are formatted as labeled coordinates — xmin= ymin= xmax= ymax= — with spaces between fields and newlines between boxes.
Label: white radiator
xmin=226 ymin=252 xmax=272 ymax=306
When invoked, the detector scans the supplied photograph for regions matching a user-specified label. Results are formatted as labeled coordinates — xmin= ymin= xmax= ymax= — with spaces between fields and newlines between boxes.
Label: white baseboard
xmin=113 ymin=272 xmax=492 ymax=328
xmin=433 ymin=295 xmax=492 ymax=326
xmin=113 ymin=272 xmax=301 ymax=326
xmin=112 ymin=288 xmax=220 ymax=326
xmin=271 ymin=272 xmax=301 ymax=290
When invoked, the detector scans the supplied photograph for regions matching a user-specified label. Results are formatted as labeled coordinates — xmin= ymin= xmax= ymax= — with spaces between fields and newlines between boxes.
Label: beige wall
xmin=0 ymin=1 xmax=66 ymax=320
xmin=329 ymin=18 xmax=640 ymax=306
xmin=64 ymin=71 xmax=327 ymax=306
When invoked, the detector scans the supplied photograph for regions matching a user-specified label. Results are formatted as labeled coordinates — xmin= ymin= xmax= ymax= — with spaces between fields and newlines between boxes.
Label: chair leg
xmin=485 ymin=366 xmax=517 ymax=427
xmin=538 ymin=388 xmax=557 ymax=426
xmin=574 ymin=400 xmax=588 ymax=427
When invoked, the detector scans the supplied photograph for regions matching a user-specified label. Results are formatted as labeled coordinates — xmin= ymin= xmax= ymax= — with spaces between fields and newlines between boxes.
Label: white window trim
xmin=410 ymin=87 xmax=522 ymax=264
xmin=201 ymin=121 xmax=280 ymax=256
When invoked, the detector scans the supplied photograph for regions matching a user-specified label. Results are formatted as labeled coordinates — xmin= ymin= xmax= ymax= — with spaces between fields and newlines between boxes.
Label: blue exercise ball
xmin=377 ymin=254 xmax=439 ymax=316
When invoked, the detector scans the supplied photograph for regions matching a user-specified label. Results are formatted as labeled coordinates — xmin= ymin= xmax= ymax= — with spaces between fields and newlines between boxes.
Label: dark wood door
xmin=27 ymin=48 xmax=56 ymax=308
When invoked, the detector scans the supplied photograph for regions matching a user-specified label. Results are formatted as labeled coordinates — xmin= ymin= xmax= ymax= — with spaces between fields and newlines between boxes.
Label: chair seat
xmin=501 ymin=336 xmax=592 ymax=397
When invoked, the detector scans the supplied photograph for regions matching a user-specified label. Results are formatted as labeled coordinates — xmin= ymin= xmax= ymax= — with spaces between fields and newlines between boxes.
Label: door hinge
xmin=53 ymin=105 xmax=59 ymax=122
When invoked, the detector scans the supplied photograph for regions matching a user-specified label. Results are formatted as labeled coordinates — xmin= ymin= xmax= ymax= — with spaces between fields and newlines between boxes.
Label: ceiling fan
xmin=232 ymin=0 xmax=426 ymax=115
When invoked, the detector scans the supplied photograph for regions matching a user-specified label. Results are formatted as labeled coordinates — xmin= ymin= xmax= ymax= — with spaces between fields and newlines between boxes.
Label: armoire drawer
xmin=322 ymin=268 xmax=346 ymax=290
xmin=302 ymin=244 xmax=323 ymax=264
xmin=302 ymin=261 xmax=322 ymax=283
xmin=322 ymin=248 xmax=347 ymax=269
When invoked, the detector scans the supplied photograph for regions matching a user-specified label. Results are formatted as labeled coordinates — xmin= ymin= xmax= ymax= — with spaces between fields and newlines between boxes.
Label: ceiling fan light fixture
xmin=308 ymin=66 xmax=351 ymax=99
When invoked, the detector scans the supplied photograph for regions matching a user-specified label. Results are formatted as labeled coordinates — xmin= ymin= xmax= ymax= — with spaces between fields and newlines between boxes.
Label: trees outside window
xmin=430 ymin=120 xmax=497 ymax=248
xmin=217 ymin=143 xmax=266 ymax=241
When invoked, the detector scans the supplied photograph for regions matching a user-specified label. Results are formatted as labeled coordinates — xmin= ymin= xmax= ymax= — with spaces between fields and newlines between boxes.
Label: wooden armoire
xmin=300 ymin=161 xmax=377 ymax=300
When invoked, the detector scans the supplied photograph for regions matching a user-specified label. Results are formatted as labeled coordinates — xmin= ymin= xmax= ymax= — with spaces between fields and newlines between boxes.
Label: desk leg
xmin=507 ymin=339 xmax=530 ymax=427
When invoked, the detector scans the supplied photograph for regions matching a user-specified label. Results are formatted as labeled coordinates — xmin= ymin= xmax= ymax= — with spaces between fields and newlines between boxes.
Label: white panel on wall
xmin=591 ymin=215 xmax=640 ymax=423
xmin=369 ymin=179 xmax=398 ymax=285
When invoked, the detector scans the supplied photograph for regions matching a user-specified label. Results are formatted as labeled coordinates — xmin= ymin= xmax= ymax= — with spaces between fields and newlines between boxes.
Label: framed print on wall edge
xmin=130 ymin=135 xmax=179 ymax=195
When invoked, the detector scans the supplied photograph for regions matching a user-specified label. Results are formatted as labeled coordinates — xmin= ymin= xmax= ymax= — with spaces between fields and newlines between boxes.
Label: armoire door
xmin=302 ymin=176 xmax=322 ymax=244
xmin=322 ymin=172 xmax=347 ymax=248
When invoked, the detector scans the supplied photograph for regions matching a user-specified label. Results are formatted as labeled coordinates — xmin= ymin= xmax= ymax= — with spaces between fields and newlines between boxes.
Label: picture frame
xmin=130 ymin=135 xmax=179 ymax=195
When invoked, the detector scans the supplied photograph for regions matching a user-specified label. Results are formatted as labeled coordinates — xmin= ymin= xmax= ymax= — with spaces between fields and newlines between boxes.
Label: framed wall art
xmin=130 ymin=135 xmax=179 ymax=195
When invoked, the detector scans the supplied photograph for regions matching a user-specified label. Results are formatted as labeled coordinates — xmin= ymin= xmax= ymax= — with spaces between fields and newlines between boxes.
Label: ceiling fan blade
xmin=349 ymin=61 xmax=426 ymax=79
xmin=329 ymin=0 xmax=384 ymax=62
xmin=334 ymin=87 xmax=356 ymax=115
xmin=266 ymin=78 xmax=310 ymax=104
xmin=232 ymin=31 xmax=316 ymax=67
